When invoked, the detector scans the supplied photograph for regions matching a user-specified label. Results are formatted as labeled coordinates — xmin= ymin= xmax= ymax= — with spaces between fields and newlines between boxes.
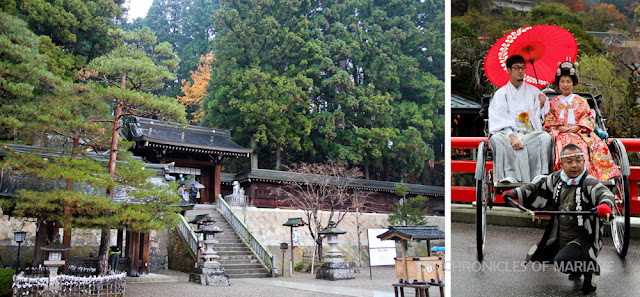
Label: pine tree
xmin=389 ymin=184 xmax=428 ymax=225
xmin=1 ymin=0 xmax=126 ymax=60
xmin=81 ymin=27 xmax=186 ymax=274
xmin=1 ymin=13 xmax=183 ymax=270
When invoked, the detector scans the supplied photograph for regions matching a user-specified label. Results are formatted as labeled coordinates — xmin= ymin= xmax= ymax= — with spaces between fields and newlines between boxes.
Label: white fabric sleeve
xmin=488 ymin=89 xmax=516 ymax=134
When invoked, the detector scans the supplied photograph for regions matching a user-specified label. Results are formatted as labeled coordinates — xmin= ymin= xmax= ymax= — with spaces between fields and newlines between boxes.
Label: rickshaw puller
xmin=502 ymin=143 xmax=614 ymax=294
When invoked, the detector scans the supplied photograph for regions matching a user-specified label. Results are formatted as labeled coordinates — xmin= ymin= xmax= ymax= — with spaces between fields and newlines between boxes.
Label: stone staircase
xmin=184 ymin=205 xmax=271 ymax=278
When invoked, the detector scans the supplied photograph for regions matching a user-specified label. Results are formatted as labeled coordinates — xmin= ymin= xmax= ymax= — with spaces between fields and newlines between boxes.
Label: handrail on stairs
xmin=216 ymin=194 xmax=277 ymax=276
xmin=176 ymin=213 xmax=200 ymax=261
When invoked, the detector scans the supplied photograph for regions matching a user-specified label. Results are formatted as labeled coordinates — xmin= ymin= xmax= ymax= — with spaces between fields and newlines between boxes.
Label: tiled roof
xmin=222 ymin=169 xmax=444 ymax=196
xmin=451 ymin=93 xmax=481 ymax=114
xmin=128 ymin=117 xmax=252 ymax=157
xmin=378 ymin=225 xmax=445 ymax=241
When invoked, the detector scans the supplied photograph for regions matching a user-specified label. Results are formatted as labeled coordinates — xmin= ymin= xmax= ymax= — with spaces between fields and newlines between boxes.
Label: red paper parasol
xmin=484 ymin=25 xmax=578 ymax=88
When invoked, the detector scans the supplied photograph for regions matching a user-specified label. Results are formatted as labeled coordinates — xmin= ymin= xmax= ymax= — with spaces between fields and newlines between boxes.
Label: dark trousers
xmin=109 ymin=253 xmax=120 ymax=271
xmin=554 ymin=242 xmax=598 ymax=284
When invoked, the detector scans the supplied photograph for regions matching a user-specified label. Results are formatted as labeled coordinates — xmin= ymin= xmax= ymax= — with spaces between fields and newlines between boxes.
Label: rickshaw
xmin=474 ymin=91 xmax=631 ymax=261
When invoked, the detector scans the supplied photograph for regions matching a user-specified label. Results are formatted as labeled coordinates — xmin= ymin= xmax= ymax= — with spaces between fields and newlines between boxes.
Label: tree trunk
xmin=32 ymin=220 xmax=58 ymax=267
xmin=98 ymin=229 xmax=110 ymax=275
xmin=62 ymin=136 xmax=80 ymax=270
xmin=383 ymin=158 xmax=390 ymax=181
xmin=356 ymin=208 xmax=362 ymax=267
xmin=32 ymin=220 xmax=47 ymax=267
xmin=250 ymin=136 xmax=258 ymax=169
xmin=99 ymin=72 xmax=126 ymax=275
xmin=364 ymin=165 xmax=369 ymax=180
xmin=316 ymin=237 xmax=324 ymax=262
xmin=275 ymin=145 xmax=281 ymax=170
xmin=421 ymin=160 xmax=433 ymax=185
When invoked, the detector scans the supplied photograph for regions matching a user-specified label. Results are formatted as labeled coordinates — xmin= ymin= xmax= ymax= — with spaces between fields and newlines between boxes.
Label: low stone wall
xmin=0 ymin=214 xmax=170 ymax=272
xmin=0 ymin=215 xmax=37 ymax=268
xmin=228 ymin=206 xmax=444 ymax=275
xmin=167 ymin=227 xmax=196 ymax=273
xmin=0 ymin=209 xmax=443 ymax=275
xmin=149 ymin=228 xmax=169 ymax=271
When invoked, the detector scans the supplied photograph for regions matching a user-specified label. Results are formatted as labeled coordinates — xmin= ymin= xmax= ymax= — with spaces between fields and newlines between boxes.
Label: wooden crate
xmin=395 ymin=256 xmax=444 ymax=282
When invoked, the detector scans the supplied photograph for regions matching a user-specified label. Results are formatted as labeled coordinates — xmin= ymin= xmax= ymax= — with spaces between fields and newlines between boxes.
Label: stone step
xmin=214 ymin=233 xmax=241 ymax=238
xmin=215 ymin=242 xmax=246 ymax=246
xmin=227 ymin=273 xmax=270 ymax=279
xmin=213 ymin=245 xmax=251 ymax=253
xmin=214 ymin=247 xmax=251 ymax=253
xmin=217 ymin=254 xmax=255 ymax=260
xmin=217 ymin=258 xmax=258 ymax=265
xmin=214 ymin=244 xmax=247 ymax=249
xmin=223 ymin=267 xmax=270 ymax=274
xmin=180 ymin=208 xmax=271 ymax=278
xmin=215 ymin=251 xmax=255 ymax=256
xmin=213 ymin=237 xmax=244 ymax=243
xmin=214 ymin=238 xmax=244 ymax=244
xmin=220 ymin=263 xmax=265 ymax=270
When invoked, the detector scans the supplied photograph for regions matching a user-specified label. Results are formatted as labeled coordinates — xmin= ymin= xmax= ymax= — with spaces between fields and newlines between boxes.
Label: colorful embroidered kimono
xmin=514 ymin=171 xmax=615 ymax=289
xmin=544 ymin=94 xmax=620 ymax=181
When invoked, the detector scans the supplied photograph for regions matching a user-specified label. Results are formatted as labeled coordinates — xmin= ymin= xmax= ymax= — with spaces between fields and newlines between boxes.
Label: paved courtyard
xmin=126 ymin=266 xmax=445 ymax=297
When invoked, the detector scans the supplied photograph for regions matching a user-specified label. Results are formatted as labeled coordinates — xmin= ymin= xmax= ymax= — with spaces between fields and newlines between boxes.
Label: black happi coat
xmin=513 ymin=171 xmax=615 ymax=285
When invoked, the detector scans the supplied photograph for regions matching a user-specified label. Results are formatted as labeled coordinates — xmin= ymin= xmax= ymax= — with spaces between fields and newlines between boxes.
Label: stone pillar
xmin=189 ymin=223 xmax=230 ymax=286
xmin=315 ymin=221 xmax=355 ymax=281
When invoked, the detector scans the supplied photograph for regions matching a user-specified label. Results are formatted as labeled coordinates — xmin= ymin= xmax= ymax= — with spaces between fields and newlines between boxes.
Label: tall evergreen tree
xmin=82 ymin=27 xmax=186 ymax=274
xmin=1 ymin=12 xmax=182 ymax=270
xmin=140 ymin=0 xmax=218 ymax=97
xmin=305 ymin=0 xmax=444 ymax=182
xmin=1 ymin=0 xmax=126 ymax=61
xmin=204 ymin=0 xmax=444 ymax=182
xmin=205 ymin=0 xmax=317 ymax=170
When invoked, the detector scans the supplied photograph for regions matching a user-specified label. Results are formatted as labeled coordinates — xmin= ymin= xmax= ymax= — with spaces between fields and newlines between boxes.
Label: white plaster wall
xmin=229 ymin=206 xmax=445 ymax=272
xmin=230 ymin=206 xmax=444 ymax=247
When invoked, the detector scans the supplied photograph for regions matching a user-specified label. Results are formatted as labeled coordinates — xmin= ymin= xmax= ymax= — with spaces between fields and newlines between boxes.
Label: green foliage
xmin=39 ymin=35 xmax=83 ymax=81
xmin=0 ymin=12 xmax=62 ymax=137
xmin=83 ymin=27 xmax=187 ymax=124
xmin=130 ymin=0 xmax=218 ymax=98
xmin=573 ymin=55 xmax=630 ymax=138
xmin=0 ymin=268 xmax=15 ymax=297
xmin=388 ymin=184 xmax=428 ymax=226
xmin=2 ymin=0 xmax=125 ymax=60
xmin=205 ymin=0 xmax=443 ymax=182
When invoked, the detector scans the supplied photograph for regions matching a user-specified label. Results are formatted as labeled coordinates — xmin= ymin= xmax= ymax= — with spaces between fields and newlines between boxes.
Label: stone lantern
xmin=42 ymin=238 xmax=69 ymax=279
xmin=315 ymin=221 xmax=355 ymax=280
xmin=189 ymin=217 xmax=230 ymax=286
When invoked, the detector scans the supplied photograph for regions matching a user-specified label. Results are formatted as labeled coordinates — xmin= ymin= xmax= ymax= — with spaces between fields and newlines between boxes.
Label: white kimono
xmin=489 ymin=81 xmax=552 ymax=182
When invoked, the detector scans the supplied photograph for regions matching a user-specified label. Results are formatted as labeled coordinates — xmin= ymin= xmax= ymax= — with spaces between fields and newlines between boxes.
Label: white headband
xmin=560 ymin=152 xmax=584 ymax=159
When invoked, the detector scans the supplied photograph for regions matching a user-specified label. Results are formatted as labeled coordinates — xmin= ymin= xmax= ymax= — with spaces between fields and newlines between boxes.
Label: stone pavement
xmin=126 ymin=266 xmax=445 ymax=297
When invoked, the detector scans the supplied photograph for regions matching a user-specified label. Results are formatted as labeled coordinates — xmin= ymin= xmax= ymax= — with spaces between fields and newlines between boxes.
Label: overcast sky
xmin=124 ymin=0 xmax=153 ymax=21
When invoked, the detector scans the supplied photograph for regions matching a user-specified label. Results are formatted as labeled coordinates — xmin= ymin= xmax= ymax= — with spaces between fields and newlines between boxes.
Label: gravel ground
xmin=126 ymin=266 xmax=444 ymax=297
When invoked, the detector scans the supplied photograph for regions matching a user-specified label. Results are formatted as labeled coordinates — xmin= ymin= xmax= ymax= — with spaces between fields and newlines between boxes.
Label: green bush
xmin=0 ymin=268 xmax=15 ymax=297
xmin=294 ymin=263 xmax=305 ymax=272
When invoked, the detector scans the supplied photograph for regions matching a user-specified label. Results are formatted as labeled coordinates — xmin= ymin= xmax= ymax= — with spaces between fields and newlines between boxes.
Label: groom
xmin=488 ymin=54 xmax=552 ymax=182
